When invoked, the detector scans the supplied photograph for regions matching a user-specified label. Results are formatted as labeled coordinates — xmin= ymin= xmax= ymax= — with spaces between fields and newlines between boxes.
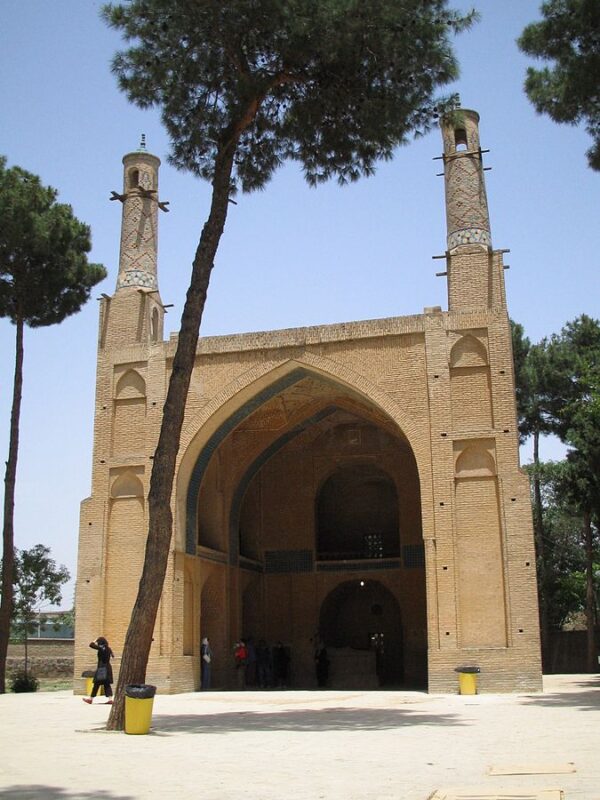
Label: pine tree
xmin=546 ymin=316 xmax=600 ymax=670
xmin=0 ymin=157 xmax=106 ymax=693
xmin=518 ymin=0 xmax=600 ymax=170
xmin=102 ymin=0 xmax=476 ymax=729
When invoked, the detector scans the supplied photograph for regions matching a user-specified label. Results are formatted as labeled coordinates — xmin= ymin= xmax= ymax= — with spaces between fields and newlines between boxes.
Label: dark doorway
xmin=319 ymin=579 xmax=404 ymax=687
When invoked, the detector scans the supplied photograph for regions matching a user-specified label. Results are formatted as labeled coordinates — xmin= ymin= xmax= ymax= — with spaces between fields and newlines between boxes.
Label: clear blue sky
xmin=1 ymin=1 xmax=598 ymax=609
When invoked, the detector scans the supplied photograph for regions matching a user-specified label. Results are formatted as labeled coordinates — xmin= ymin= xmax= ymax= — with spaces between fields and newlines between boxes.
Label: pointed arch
xmin=455 ymin=443 xmax=496 ymax=478
xmin=179 ymin=359 xmax=426 ymax=555
xmin=449 ymin=334 xmax=488 ymax=368
xmin=110 ymin=470 xmax=144 ymax=498
xmin=115 ymin=369 xmax=146 ymax=399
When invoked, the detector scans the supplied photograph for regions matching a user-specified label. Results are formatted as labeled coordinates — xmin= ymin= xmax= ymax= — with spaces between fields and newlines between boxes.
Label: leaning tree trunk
xmin=583 ymin=510 xmax=596 ymax=673
xmin=0 ymin=317 xmax=24 ymax=693
xmin=107 ymin=145 xmax=236 ymax=730
xmin=531 ymin=430 xmax=549 ymax=665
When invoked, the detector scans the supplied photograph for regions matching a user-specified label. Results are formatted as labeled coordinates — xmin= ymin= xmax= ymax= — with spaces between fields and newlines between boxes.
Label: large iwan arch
xmin=181 ymin=364 xmax=426 ymax=689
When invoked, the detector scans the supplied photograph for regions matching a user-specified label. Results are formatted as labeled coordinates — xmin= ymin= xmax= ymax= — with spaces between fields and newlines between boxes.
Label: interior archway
xmin=319 ymin=579 xmax=404 ymax=687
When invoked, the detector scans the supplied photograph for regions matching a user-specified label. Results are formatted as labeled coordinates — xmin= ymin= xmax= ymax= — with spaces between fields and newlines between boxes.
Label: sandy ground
xmin=0 ymin=674 xmax=599 ymax=800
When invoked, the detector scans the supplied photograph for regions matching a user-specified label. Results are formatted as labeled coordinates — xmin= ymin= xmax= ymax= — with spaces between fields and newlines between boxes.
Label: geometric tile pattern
xmin=445 ymin=153 xmax=491 ymax=251
xmin=116 ymin=268 xmax=158 ymax=290
xmin=265 ymin=549 xmax=314 ymax=573
xmin=448 ymin=227 xmax=491 ymax=249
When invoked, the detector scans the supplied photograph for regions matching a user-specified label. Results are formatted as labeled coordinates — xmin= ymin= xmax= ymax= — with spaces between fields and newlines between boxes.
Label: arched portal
xmin=190 ymin=368 xmax=427 ymax=689
xmin=317 ymin=463 xmax=400 ymax=560
xmin=319 ymin=579 xmax=403 ymax=687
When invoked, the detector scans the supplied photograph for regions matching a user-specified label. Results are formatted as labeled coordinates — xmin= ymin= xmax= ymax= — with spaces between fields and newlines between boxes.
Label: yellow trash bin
xmin=455 ymin=666 xmax=480 ymax=695
xmin=125 ymin=684 xmax=157 ymax=735
xmin=82 ymin=671 xmax=104 ymax=697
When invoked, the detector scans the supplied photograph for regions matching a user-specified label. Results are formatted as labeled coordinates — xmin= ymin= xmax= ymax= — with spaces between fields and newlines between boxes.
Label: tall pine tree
xmin=518 ymin=0 xmax=600 ymax=170
xmin=0 ymin=158 xmax=106 ymax=693
xmin=102 ymin=0 xmax=476 ymax=728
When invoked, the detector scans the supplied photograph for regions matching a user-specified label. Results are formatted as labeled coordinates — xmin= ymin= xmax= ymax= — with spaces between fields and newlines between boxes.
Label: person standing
xmin=233 ymin=640 xmax=247 ymax=689
xmin=83 ymin=637 xmax=114 ymax=704
xmin=256 ymin=639 xmax=271 ymax=689
xmin=201 ymin=636 xmax=212 ymax=690
xmin=272 ymin=641 xmax=290 ymax=688
xmin=315 ymin=641 xmax=329 ymax=688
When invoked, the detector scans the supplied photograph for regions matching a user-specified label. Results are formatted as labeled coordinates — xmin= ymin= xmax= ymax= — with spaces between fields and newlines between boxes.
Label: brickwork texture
xmin=75 ymin=111 xmax=542 ymax=695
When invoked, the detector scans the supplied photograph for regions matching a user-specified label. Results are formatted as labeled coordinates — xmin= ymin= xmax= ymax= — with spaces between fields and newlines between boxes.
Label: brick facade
xmin=75 ymin=111 xmax=542 ymax=695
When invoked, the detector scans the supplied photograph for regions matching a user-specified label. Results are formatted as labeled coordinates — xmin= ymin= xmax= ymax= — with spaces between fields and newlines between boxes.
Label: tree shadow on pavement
xmin=519 ymin=678 xmax=600 ymax=712
xmin=0 ymin=788 xmax=134 ymax=800
xmin=149 ymin=705 xmax=468 ymax=735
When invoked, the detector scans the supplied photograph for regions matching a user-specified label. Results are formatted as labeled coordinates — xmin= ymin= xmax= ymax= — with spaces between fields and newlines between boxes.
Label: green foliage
xmin=55 ymin=608 xmax=75 ymax=633
xmin=0 ymin=156 xmax=107 ymax=326
xmin=3 ymin=545 xmax=70 ymax=644
xmin=514 ymin=317 xmax=600 ymax=642
xmin=525 ymin=459 xmax=595 ymax=628
xmin=546 ymin=315 xmax=600 ymax=515
xmin=511 ymin=319 xmax=560 ymax=445
xmin=518 ymin=0 xmax=600 ymax=170
xmin=9 ymin=669 xmax=39 ymax=693
xmin=0 ymin=156 xmax=105 ymax=693
xmin=103 ymin=0 xmax=476 ymax=190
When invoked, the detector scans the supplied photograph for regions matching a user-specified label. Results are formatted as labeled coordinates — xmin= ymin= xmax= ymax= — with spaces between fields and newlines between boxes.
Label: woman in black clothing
xmin=83 ymin=637 xmax=114 ymax=704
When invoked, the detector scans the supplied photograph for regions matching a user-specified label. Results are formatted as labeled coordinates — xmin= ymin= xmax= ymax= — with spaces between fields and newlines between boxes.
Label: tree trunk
xmin=0 ymin=318 xmax=24 ymax=693
xmin=583 ymin=509 xmax=596 ymax=673
xmin=532 ymin=430 xmax=549 ymax=665
xmin=106 ymin=145 xmax=236 ymax=730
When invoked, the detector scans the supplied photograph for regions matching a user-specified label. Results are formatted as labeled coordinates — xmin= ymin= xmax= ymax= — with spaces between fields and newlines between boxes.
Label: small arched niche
xmin=455 ymin=443 xmax=496 ymax=478
xmin=151 ymin=307 xmax=160 ymax=342
xmin=115 ymin=369 xmax=146 ymax=400
xmin=449 ymin=334 xmax=492 ymax=431
xmin=449 ymin=334 xmax=488 ymax=369
xmin=111 ymin=470 xmax=144 ymax=498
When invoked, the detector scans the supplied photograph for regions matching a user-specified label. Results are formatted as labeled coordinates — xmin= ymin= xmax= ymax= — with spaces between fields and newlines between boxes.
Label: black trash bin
xmin=124 ymin=684 xmax=157 ymax=734
xmin=454 ymin=666 xmax=480 ymax=695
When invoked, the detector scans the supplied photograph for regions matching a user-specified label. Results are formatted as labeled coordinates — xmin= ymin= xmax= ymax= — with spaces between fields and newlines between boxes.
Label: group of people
xmin=233 ymin=637 xmax=291 ymax=689
xmin=81 ymin=633 xmax=303 ymax=698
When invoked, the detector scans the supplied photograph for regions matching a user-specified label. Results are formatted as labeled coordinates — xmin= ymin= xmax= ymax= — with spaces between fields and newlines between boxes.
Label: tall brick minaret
xmin=100 ymin=137 xmax=167 ymax=349
xmin=440 ymin=110 xmax=506 ymax=312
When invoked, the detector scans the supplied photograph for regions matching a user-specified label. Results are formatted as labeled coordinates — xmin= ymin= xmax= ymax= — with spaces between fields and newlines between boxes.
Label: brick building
xmin=75 ymin=110 xmax=542 ymax=694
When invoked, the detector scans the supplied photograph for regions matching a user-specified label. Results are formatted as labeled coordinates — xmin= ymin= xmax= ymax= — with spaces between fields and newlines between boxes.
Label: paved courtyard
xmin=0 ymin=674 xmax=599 ymax=799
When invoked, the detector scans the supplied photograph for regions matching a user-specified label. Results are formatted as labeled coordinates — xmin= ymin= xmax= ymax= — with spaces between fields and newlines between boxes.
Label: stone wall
xmin=7 ymin=639 xmax=74 ymax=678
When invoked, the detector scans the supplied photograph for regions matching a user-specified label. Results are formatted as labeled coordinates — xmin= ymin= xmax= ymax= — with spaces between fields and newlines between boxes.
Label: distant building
xmin=29 ymin=612 xmax=74 ymax=640
xmin=76 ymin=110 xmax=542 ymax=693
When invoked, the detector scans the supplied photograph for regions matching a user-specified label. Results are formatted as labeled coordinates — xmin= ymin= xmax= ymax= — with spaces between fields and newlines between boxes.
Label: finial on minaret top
xmin=138 ymin=133 xmax=147 ymax=152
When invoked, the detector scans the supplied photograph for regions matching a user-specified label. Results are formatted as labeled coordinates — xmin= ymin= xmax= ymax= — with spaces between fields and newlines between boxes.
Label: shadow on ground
xmin=148 ymin=705 xmax=468 ymax=734
xmin=0 ymin=788 xmax=133 ymax=800
xmin=523 ymin=676 xmax=600 ymax=711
